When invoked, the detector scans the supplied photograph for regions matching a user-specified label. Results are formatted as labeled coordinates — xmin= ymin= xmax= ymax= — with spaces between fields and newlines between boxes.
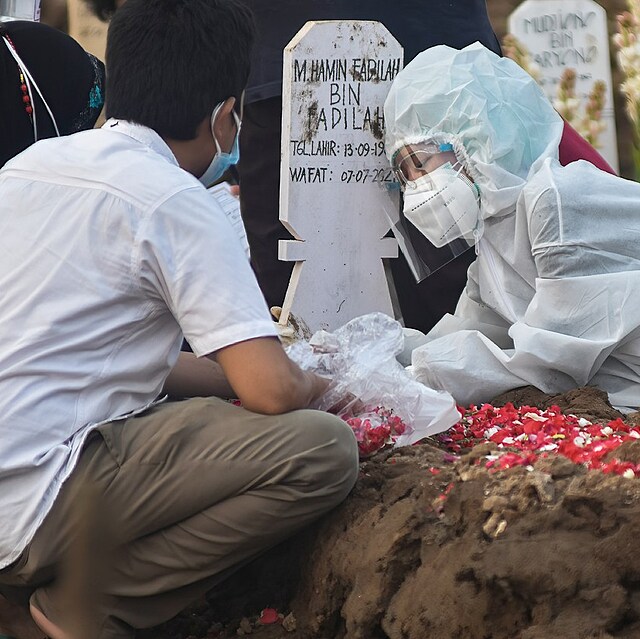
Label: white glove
xmin=397 ymin=327 xmax=428 ymax=367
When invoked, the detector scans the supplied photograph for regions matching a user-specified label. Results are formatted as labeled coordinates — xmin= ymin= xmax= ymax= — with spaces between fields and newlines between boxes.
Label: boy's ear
xmin=211 ymin=97 xmax=237 ymax=139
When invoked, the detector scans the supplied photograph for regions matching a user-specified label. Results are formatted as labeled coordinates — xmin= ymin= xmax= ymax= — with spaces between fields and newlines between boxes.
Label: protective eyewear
xmin=392 ymin=142 xmax=455 ymax=188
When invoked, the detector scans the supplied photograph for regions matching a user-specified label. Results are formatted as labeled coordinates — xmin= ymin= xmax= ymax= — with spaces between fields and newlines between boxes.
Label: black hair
xmin=83 ymin=0 xmax=118 ymax=22
xmin=105 ymin=0 xmax=255 ymax=140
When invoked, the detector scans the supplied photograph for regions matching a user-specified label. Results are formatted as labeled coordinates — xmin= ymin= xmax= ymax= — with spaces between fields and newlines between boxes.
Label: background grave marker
xmin=0 ymin=0 xmax=40 ymax=20
xmin=279 ymin=21 xmax=402 ymax=332
xmin=509 ymin=0 xmax=619 ymax=172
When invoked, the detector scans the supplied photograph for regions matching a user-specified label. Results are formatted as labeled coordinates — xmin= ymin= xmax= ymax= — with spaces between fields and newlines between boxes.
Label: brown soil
xmin=142 ymin=386 xmax=640 ymax=639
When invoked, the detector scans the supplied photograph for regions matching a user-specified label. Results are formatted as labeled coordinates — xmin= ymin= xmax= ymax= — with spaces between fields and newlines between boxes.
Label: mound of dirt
xmin=491 ymin=385 xmax=634 ymax=425
xmin=144 ymin=387 xmax=640 ymax=639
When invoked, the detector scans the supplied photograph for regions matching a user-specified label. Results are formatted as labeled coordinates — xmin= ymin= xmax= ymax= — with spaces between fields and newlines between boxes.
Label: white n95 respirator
xmin=402 ymin=163 xmax=480 ymax=248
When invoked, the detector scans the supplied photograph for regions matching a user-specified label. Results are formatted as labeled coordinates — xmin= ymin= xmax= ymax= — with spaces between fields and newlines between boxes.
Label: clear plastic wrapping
xmin=286 ymin=313 xmax=461 ymax=455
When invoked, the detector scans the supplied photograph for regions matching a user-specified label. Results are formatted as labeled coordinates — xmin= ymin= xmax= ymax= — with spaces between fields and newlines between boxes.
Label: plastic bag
xmin=286 ymin=313 xmax=461 ymax=455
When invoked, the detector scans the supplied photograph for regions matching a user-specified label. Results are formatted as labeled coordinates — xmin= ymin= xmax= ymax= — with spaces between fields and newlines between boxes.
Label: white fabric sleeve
xmin=135 ymin=186 xmax=276 ymax=357
xmin=412 ymin=272 xmax=640 ymax=406
xmin=428 ymin=291 xmax=514 ymax=350
xmin=414 ymin=173 xmax=640 ymax=406
xmin=426 ymin=260 xmax=513 ymax=349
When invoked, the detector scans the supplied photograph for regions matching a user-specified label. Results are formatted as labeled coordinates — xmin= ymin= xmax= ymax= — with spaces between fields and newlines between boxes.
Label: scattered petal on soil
xmin=257 ymin=608 xmax=280 ymax=625
xmin=436 ymin=403 xmax=640 ymax=477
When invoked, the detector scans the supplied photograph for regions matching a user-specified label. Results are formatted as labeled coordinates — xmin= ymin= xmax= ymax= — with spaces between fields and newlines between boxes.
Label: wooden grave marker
xmin=279 ymin=20 xmax=402 ymax=332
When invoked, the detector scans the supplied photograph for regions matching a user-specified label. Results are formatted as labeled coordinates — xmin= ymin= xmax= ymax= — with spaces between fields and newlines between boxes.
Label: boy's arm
xmin=163 ymin=351 xmax=236 ymax=399
xmin=163 ymin=338 xmax=329 ymax=414
xmin=214 ymin=336 xmax=329 ymax=414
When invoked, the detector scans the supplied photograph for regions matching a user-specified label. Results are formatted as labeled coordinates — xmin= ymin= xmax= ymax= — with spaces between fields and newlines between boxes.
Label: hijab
xmin=0 ymin=20 xmax=105 ymax=166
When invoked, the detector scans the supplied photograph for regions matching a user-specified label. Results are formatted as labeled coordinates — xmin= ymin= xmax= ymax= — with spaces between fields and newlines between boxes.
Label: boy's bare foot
xmin=0 ymin=595 xmax=45 ymax=639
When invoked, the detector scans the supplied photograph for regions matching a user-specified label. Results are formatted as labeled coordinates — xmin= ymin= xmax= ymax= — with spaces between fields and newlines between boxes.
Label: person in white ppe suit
xmin=384 ymin=42 xmax=640 ymax=413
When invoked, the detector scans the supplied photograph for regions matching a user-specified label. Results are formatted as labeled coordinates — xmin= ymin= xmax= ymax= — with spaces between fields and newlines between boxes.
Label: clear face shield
xmin=379 ymin=142 xmax=481 ymax=282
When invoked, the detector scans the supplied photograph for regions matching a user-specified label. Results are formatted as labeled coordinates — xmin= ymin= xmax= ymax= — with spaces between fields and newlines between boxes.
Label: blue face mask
xmin=198 ymin=101 xmax=242 ymax=187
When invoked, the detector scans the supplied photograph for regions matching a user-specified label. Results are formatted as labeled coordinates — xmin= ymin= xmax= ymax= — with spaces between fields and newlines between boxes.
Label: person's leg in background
xmin=390 ymin=247 xmax=475 ymax=334
xmin=237 ymin=96 xmax=294 ymax=309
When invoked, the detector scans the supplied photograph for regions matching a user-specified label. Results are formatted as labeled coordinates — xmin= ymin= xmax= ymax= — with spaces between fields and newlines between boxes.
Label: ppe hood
xmin=384 ymin=42 xmax=564 ymax=220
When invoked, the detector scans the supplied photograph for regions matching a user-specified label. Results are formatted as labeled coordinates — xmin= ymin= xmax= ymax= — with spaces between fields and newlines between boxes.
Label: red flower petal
xmin=258 ymin=608 xmax=281 ymax=625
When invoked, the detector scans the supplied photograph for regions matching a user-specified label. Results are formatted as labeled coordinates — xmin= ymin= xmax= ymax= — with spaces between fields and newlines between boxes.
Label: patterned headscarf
xmin=0 ymin=20 xmax=105 ymax=167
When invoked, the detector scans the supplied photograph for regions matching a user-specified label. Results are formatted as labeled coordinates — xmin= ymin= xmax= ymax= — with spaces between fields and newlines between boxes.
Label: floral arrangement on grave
xmin=501 ymin=34 xmax=541 ymax=82
xmin=613 ymin=0 xmax=640 ymax=180
xmin=554 ymin=68 xmax=606 ymax=148
xmin=502 ymin=34 xmax=607 ymax=149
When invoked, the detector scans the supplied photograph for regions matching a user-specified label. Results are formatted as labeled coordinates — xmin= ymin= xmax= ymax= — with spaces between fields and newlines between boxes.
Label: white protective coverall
xmin=384 ymin=43 xmax=640 ymax=412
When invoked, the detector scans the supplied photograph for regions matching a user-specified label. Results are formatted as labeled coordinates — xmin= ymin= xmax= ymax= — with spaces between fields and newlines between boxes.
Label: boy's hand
xmin=212 ymin=336 xmax=328 ymax=415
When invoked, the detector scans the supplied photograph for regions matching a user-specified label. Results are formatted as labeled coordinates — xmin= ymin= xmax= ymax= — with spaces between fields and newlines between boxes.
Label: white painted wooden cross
xmin=509 ymin=0 xmax=619 ymax=172
xmin=278 ymin=21 xmax=403 ymax=333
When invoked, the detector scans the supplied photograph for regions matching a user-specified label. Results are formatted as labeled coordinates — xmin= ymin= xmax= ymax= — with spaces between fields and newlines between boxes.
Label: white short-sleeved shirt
xmin=0 ymin=119 xmax=276 ymax=569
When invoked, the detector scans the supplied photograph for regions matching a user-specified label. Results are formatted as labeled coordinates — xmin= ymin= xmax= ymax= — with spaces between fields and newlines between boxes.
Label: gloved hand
xmin=397 ymin=327 xmax=428 ymax=367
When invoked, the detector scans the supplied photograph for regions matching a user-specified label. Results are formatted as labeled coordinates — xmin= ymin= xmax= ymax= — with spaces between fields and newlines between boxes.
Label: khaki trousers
xmin=0 ymin=397 xmax=359 ymax=638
